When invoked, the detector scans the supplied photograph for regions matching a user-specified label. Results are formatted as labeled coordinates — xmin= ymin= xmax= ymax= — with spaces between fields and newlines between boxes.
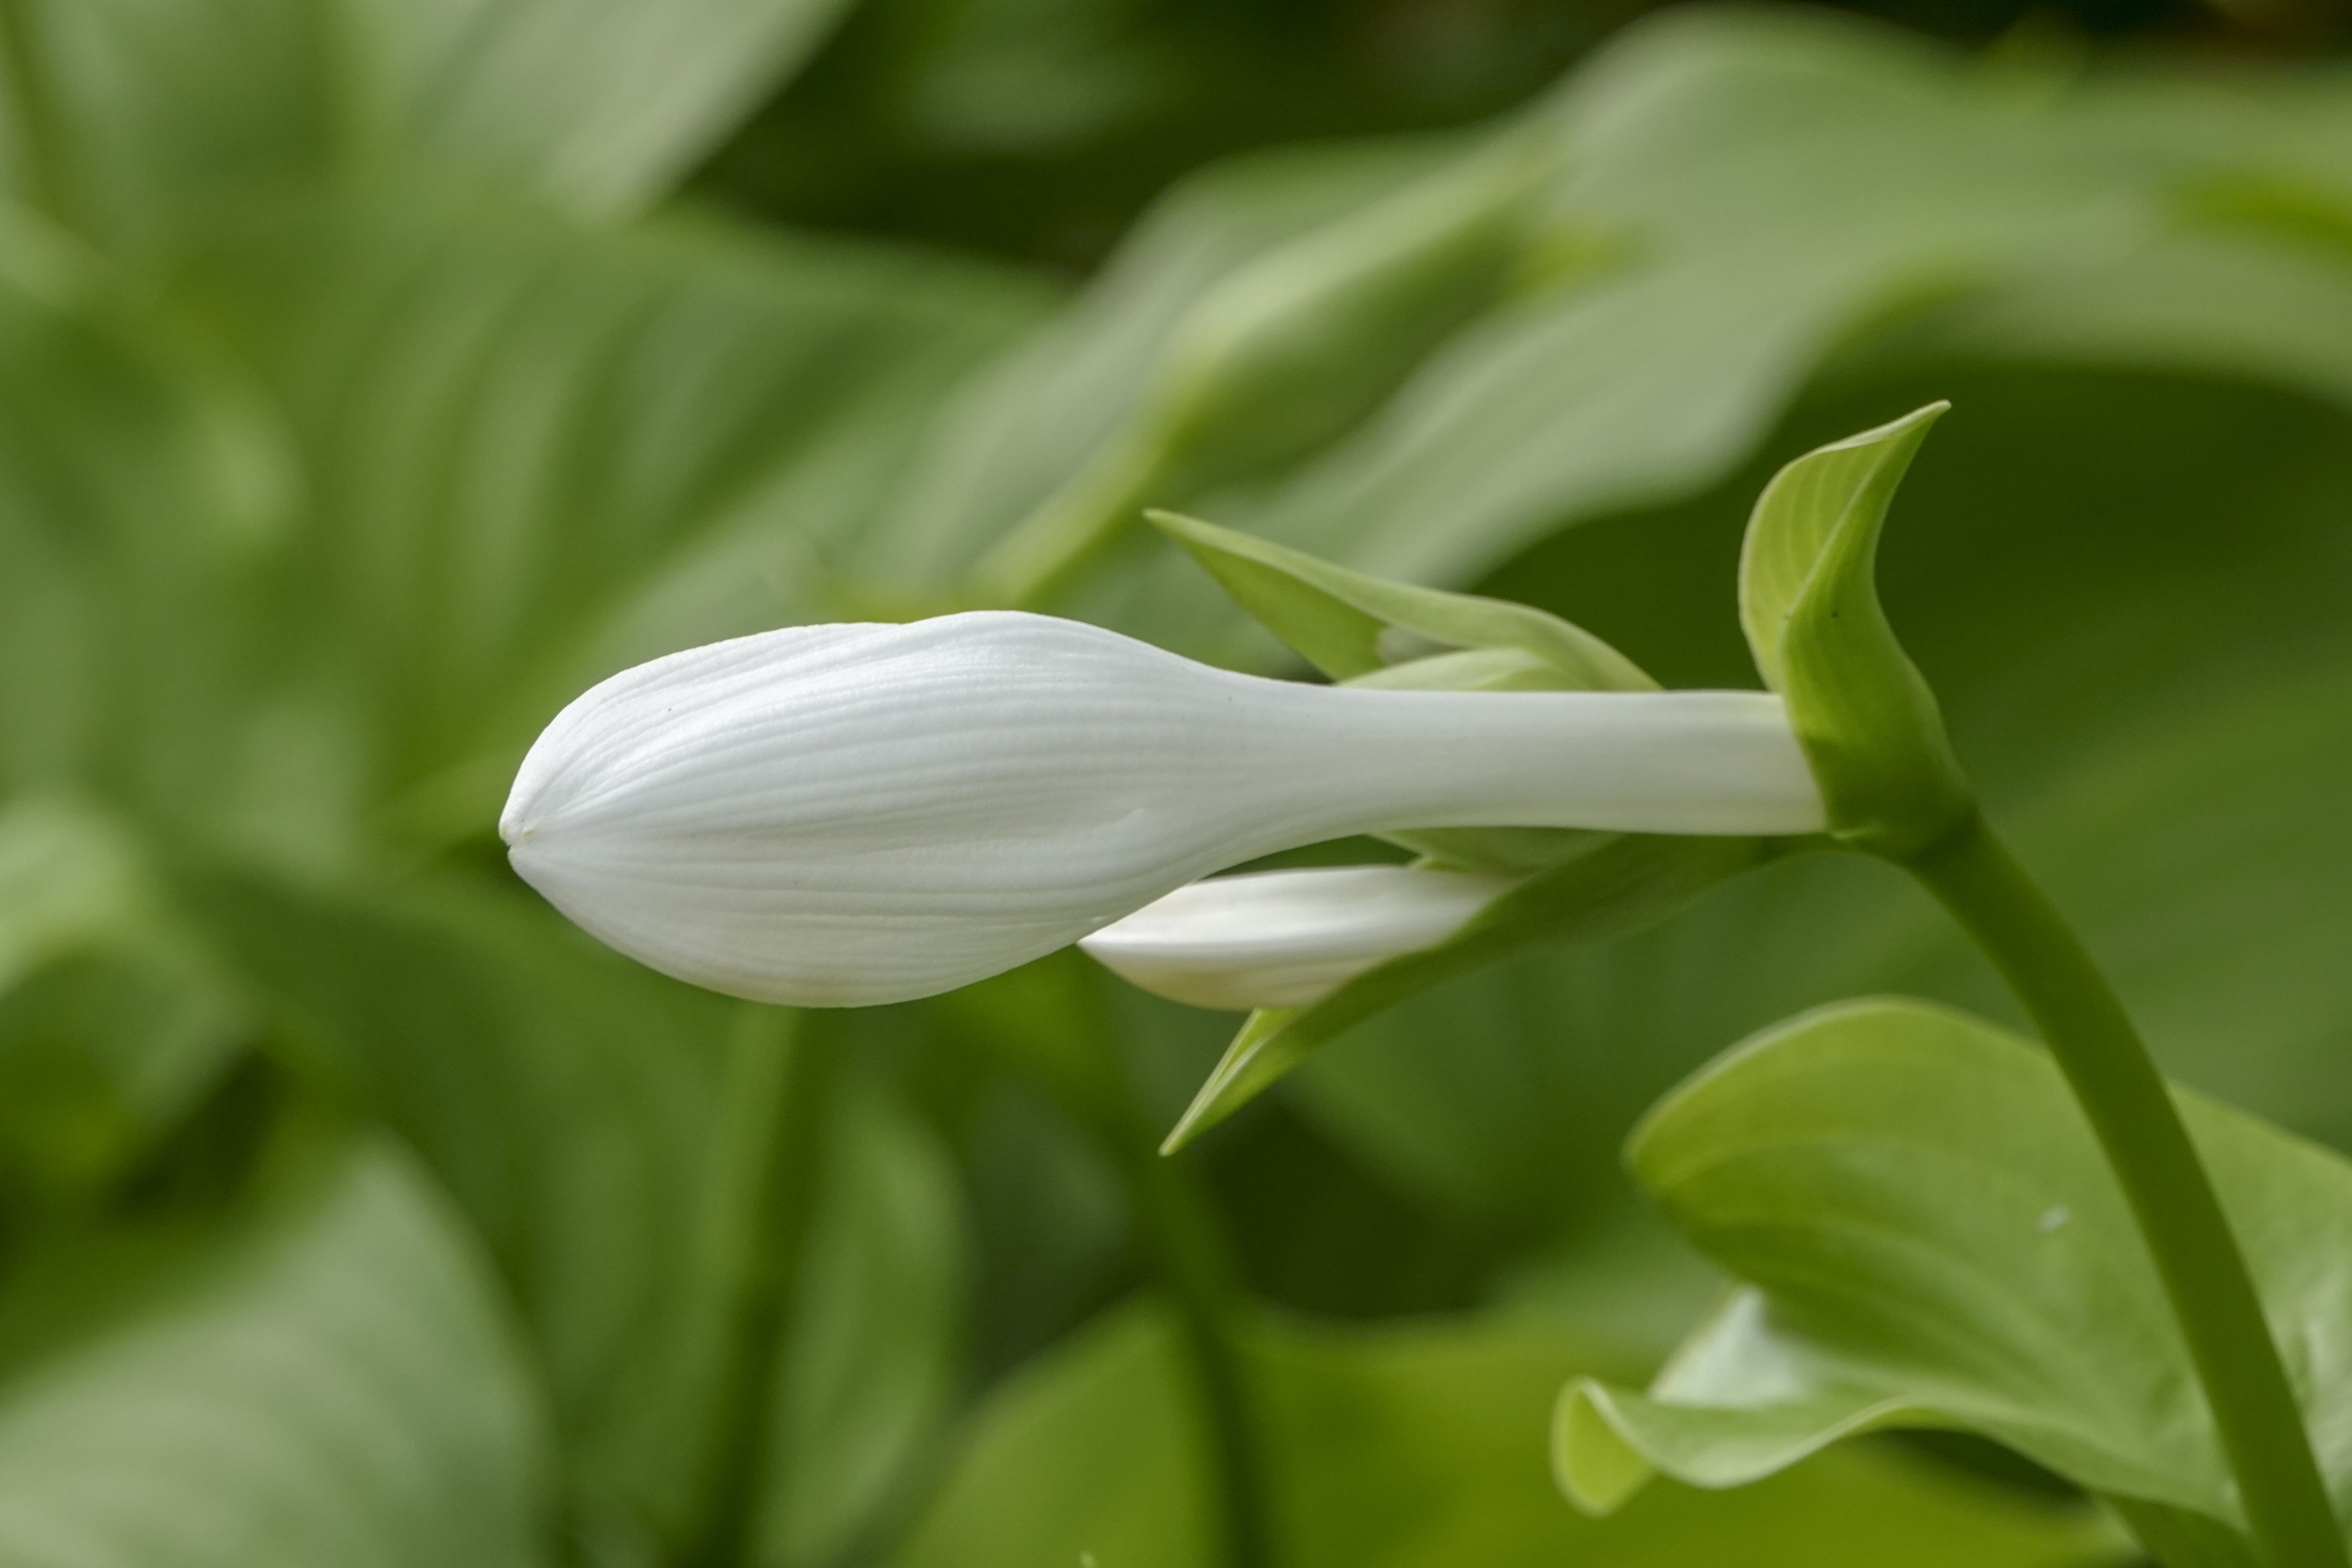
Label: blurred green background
xmin=3 ymin=0 xmax=2351 ymax=1565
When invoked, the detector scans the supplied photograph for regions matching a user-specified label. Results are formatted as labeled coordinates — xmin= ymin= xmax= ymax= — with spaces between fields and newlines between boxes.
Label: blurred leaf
xmin=1165 ymin=836 xmax=1765 ymax=1152
xmin=887 ymin=10 xmax=2352 ymax=657
xmin=889 ymin=1299 xmax=2122 ymax=1568
xmin=181 ymin=867 xmax=776 ymax=1554
xmin=349 ymin=0 xmax=865 ymax=218
xmin=0 ymin=797 xmax=247 ymax=1204
xmin=971 ymin=135 xmax=1552 ymax=603
xmin=169 ymin=196 xmax=1050 ymax=848
xmin=0 ymin=236 xmax=293 ymax=846
xmin=1559 ymin=998 xmax=2352 ymax=1560
xmin=1873 ymin=227 xmax=2352 ymax=409
xmin=1230 ymin=13 xmax=2278 ymax=589
xmin=0 ymin=793 xmax=153 ymax=992
xmin=853 ymin=135 xmax=1455 ymax=589
xmin=0 ymin=0 xmax=857 ymax=258
xmin=0 ymin=1139 xmax=550 ymax=1568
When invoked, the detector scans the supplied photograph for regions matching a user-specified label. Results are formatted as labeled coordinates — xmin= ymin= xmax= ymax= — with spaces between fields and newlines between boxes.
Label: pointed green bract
xmin=1153 ymin=509 xmax=1654 ymax=689
xmin=1161 ymin=837 xmax=1762 ymax=1152
xmin=1554 ymin=998 xmax=2352 ymax=1563
xmin=1737 ymin=405 xmax=1973 ymax=859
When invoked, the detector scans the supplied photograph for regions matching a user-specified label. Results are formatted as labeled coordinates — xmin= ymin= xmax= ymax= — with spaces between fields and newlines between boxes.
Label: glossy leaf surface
xmin=0 ymin=1142 xmax=548 ymax=1568
xmin=1558 ymin=999 xmax=2352 ymax=1560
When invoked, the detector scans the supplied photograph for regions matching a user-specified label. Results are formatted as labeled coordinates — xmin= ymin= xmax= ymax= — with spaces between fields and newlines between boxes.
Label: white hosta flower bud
xmin=1080 ymin=865 xmax=1513 ymax=1010
xmin=500 ymin=611 xmax=1822 ymax=1008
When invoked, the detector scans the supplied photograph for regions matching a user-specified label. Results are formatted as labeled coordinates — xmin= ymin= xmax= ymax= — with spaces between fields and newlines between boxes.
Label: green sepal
xmin=1553 ymin=997 xmax=2352 ymax=1565
xmin=1161 ymin=835 xmax=1764 ymax=1153
xmin=1155 ymin=508 xmax=1651 ymax=873
xmin=1737 ymin=404 xmax=1974 ymax=859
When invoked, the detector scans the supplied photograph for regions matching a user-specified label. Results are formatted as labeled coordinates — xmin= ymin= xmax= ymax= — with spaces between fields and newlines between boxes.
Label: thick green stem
xmin=1906 ymin=815 xmax=2345 ymax=1568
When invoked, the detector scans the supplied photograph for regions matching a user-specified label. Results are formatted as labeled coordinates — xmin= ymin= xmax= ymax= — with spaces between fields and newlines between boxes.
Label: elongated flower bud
xmin=1080 ymin=865 xmax=1514 ymax=1010
xmin=500 ymin=611 xmax=1822 ymax=1007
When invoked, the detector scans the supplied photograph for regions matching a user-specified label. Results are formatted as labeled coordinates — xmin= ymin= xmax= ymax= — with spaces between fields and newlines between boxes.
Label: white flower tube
xmin=1079 ymin=865 xmax=1514 ymax=1010
xmin=501 ymin=610 xmax=1822 ymax=1007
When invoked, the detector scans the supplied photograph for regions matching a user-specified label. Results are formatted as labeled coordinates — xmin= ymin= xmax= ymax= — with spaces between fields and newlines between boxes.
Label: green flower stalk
xmin=1743 ymin=403 xmax=2346 ymax=1568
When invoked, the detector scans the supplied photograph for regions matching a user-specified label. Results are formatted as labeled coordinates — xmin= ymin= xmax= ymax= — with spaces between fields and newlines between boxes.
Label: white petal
xmin=1079 ymin=865 xmax=1515 ymax=1010
xmin=501 ymin=611 xmax=1822 ymax=1007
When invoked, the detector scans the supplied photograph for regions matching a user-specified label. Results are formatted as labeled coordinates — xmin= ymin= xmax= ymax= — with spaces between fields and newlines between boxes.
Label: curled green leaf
xmin=1737 ymin=404 xmax=1973 ymax=859
xmin=1555 ymin=997 xmax=2352 ymax=1565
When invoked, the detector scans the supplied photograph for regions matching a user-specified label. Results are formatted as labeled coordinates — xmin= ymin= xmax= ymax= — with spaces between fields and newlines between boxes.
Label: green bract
xmin=1738 ymin=404 xmax=1975 ymax=860
xmin=1556 ymin=999 xmax=2352 ymax=1565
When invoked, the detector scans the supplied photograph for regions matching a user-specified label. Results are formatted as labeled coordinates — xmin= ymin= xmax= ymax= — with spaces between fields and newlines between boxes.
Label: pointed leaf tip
xmin=1736 ymin=403 xmax=1971 ymax=859
xmin=1161 ymin=1008 xmax=1297 ymax=1153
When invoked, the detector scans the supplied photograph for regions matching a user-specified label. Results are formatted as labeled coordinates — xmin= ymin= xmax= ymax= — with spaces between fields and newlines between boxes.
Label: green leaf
xmin=925 ymin=10 xmax=2352 ymax=655
xmin=1162 ymin=836 xmax=1767 ymax=1152
xmin=1149 ymin=509 xmax=1652 ymax=690
xmin=0 ymin=0 xmax=854 ymax=257
xmin=1558 ymin=998 xmax=2352 ymax=1560
xmin=346 ymin=0 xmax=863 ymax=218
xmin=888 ymin=1299 xmax=2122 ymax=1568
xmin=170 ymin=196 xmax=1048 ymax=849
xmin=1736 ymin=403 xmax=1972 ymax=857
xmin=181 ymin=867 xmax=775 ymax=1552
xmin=970 ymin=135 xmax=1553 ymax=603
xmin=861 ymin=137 xmax=1471 ymax=591
xmin=0 ymin=233 xmax=291 ymax=842
xmin=0 ymin=1140 xmax=550 ymax=1568
xmin=0 ymin=798 xmax=247 ymax=1205
xmin=753 ymin=1078 xmax=967 ymax=1568
xmin=1222 ymin=11 xmax=2328 ymax=592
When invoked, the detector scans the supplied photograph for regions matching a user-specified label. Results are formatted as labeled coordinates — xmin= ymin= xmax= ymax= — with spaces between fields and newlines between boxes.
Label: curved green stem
xmin=1905 ymin=815 xmax=2345 ymax=1568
